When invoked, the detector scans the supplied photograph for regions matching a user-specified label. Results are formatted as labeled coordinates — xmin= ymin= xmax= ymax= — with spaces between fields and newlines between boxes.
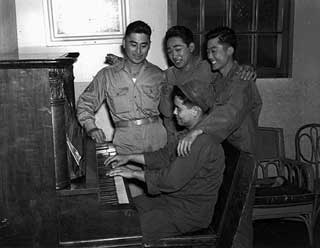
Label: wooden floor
xmin=1 ymin=218 xmax=319 ymax=247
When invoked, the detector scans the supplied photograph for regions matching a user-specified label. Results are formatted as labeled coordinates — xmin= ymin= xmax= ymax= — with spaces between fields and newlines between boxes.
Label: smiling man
xmin=77 ymin=20 xmax=167 ymax=196
xmin=77 ymin=20 xmax=167 ymax=155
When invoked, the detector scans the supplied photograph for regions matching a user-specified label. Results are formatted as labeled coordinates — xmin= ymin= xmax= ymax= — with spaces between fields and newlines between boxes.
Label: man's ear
xmin=192 ymin=106 xmax=202 ymax=116
xmin=122 ymin=39 xmax=125 ymax=49
xmin=227 ymin=46 xmax=234 ymax=56
xmin=189 ymin=42 xmax=195 ymax=53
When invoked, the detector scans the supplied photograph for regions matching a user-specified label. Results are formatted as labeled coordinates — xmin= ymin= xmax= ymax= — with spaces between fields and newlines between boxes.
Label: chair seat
xmin=255 ymin=180 xmax=313 ymax=206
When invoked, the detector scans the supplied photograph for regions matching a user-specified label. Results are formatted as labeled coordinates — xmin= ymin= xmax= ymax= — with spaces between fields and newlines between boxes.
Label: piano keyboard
xmin=96 ymin=143 xmax=133 ymax=209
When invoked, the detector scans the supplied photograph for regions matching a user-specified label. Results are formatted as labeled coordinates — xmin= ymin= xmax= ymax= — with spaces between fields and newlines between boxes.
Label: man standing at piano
xmin=77 ymin=20 xmax=167 ymax=196
xmin=105 ymin=79 xmax=225 ymax=241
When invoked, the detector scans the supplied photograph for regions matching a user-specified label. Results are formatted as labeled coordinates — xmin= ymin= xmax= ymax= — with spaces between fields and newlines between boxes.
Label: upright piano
xmin=0 ymin=53 xmax=141 ymax=247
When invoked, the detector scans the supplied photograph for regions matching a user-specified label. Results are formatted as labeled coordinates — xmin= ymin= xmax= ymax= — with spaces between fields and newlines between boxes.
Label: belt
xmin=114 ymin=116 xmax=160 ymax=128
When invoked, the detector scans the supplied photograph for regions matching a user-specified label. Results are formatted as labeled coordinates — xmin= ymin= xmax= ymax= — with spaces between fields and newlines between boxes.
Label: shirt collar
xmin=113 ymin=58 xmax=150 ymax=73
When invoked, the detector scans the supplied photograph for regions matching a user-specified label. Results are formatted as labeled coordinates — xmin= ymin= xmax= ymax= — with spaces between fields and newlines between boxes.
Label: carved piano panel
xmin=0 ymin=53 xmax=91 ymax=246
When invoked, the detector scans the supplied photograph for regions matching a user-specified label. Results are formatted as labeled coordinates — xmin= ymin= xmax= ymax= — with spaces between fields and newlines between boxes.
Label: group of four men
xmin=77 ymin=20 xmax=262 ymax=247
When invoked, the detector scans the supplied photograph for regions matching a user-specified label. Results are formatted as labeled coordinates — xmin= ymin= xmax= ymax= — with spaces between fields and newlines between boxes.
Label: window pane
xmin=205 ymin=0 xmax=226 ymax=30
xmin=177 ymin=0 xmax=201 ymax=33
xmin=257 ymin=34 xmax=279 ymax=68
xmin=258 ymin=0 xmax=280 ymax=31
xmin=170 ymin=0 xmax=292 ymax=78
xmin=235 ymin=34 xmax=252 ymax=65
xmin=231 ymin=0 xmax=253 ymax=31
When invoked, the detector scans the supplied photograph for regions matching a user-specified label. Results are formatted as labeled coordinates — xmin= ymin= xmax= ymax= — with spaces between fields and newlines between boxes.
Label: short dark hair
xmin=206 ymin=26 xmax=237 ymax=52
xmin=125 ymin=20 xmax=152 ymax=38
xmin=164 ymin=25 xmax=194 ymax=47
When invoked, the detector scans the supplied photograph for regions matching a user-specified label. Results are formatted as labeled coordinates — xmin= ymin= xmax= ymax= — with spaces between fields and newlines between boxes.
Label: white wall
xmin=15 ymin=0 xmax=168 ymax=140
xmin=16 ymin=0 xmax=167 ymax=82
xmin=16 ymin=0 xmax=168 ymax=82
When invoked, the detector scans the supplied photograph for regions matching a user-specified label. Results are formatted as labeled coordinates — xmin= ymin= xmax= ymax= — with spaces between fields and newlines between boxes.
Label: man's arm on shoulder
xmin=177 ymin=80 xmax=252 ymax=156
xmin=197 ymin=79 xmax=252 ymax=142
xmin=144 ymin=141 xmax=176 ymax=169
xmin=146 ymin=135 xmax=221 ymax=195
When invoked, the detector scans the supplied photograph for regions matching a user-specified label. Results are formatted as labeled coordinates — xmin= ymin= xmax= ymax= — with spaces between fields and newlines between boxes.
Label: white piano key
xmin=114 ymin=176 xmax=129 ymax=204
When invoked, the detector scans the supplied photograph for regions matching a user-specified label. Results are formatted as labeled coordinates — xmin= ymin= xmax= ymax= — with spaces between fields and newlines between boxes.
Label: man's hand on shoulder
xmin=177 ymin=129 xmax=203 ymax=157
xmin=105 ymin=53 xmax=123 ymax=65
xmin=238 ymin=64 xmax=257 ymax=81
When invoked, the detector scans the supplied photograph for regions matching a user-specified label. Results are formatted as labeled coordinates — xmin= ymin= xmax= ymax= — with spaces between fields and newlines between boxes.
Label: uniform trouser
xmin=113 ymin=122 xmax=167 ymax=197
xmin=135 ymin=193 xmax=255 ymax=245
xmin=113 ymin=121 xmax=167 ymax=154
xmin=134 ymin=195 xmax=180 ymax=241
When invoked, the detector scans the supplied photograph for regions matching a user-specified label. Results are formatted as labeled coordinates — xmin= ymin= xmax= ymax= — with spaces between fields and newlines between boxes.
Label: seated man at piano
xmin=105 ymin=79 xmax=225 ymax=241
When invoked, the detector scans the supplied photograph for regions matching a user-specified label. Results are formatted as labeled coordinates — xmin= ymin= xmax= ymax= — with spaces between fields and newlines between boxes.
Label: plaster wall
xmin=257 ymin=0 xmax=320 ymax=158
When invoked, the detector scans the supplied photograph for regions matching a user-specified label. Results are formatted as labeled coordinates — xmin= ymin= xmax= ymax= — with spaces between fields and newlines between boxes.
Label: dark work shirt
xmin=143 ymin=131 xmax=225 ymax=233
xmin=198 ymin=61 xmax=262 ymax=153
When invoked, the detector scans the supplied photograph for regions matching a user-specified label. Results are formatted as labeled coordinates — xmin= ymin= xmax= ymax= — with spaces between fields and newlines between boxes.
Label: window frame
xmin=167 ymin=0 xmax=294 ymax=78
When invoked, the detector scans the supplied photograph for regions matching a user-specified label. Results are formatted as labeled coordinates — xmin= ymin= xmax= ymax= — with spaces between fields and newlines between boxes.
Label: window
xmin=168 ymin=0 xmax=294 ymax=78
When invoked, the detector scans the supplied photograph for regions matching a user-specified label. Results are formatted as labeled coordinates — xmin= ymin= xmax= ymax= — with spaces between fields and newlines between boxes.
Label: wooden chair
xmin=295 ymin=123 xmax=320 ymax=246
xmin=144 ymin=144 xmax=256 ymax=248
xmin=253 ymin=126 xmax=317 ymax=247
xmin=295 ymin=123 xmax=320 ymax=182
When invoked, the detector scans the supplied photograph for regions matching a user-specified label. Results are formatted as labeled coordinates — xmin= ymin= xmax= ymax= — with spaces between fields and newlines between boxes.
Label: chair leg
xmin=298 ymin=213 xmax=314 ymax=247
xmin=313 ymin=204 xmax=320 ymax=248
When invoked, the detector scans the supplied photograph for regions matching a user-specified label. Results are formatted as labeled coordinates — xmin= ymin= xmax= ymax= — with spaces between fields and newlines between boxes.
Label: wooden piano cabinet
xmin=0 ymin=53 xmax=85 ymax=247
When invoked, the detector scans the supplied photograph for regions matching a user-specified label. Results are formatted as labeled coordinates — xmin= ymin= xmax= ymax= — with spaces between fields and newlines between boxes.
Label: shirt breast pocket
xmin=142 ymin=85 xmax=160 ymax=100
xmin=215 ymin=91 xmax=231 ymax=106
xmin=108 ymin=87 xmax=130 ymax=114
xmin=141 ymin=85 xmax=161 ymax=110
